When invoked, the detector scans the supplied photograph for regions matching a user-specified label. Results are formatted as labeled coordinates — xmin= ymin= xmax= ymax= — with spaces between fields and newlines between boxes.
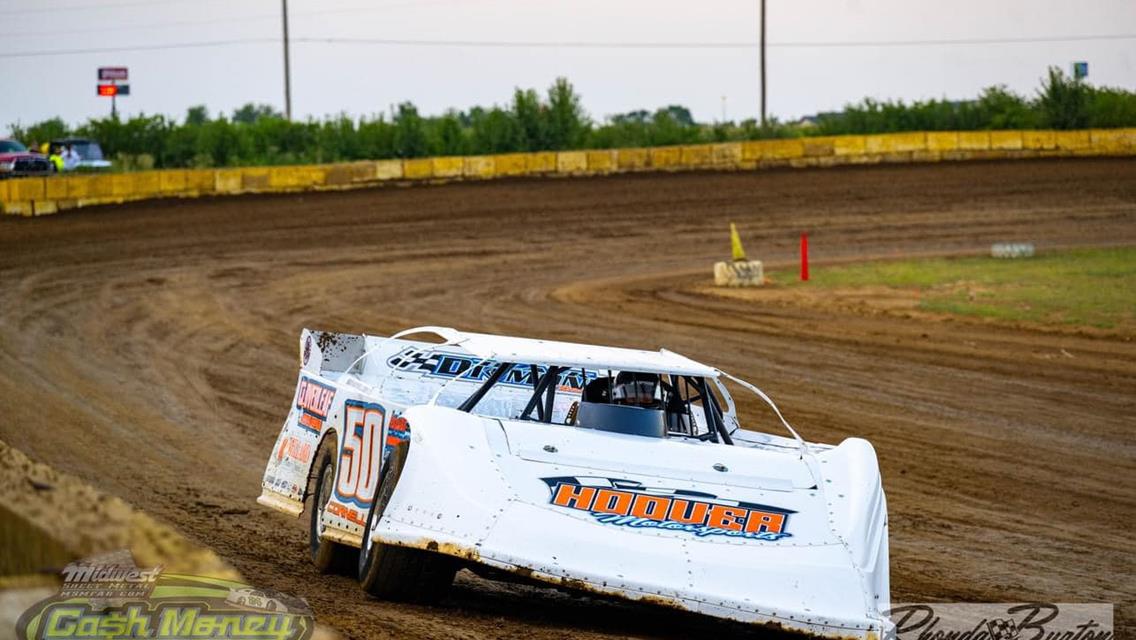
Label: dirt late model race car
xmin=258 ymin=327 xmax=892 ymax=639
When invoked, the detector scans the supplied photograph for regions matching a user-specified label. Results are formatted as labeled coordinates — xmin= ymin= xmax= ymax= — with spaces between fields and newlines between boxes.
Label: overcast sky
xmin=1 ymin=0 xmax=1134 ymax=134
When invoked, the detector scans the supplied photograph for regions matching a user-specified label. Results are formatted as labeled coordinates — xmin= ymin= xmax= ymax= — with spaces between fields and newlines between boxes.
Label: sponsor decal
xmin=887 ymin=603 xmax=1113 ymax=640
xmin=276 ymin=436 xmax=313 ymax=465
xmin=387 ymin=348 xmax=595 ymax=390
xmin=542 ymin=477 xmax=794 ymax=541
xmin=384 ymin=414 xmax=410 ymax=461
xmin=327 ymin=502 xmax=366 ymax=527
xmin=294 ymin=377 xmax=335 ymax=434
xmin=302 ymin=335 xmax=312 ymax=366
xmin=17 ymin=551 xmax=314 ymax=640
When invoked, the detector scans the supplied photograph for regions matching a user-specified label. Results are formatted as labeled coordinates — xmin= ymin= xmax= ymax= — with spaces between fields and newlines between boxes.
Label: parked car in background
xmin=0 ymin=139 xmax=54 ymax=178
xmin=49 ymin=137 xmax=113 ymax=170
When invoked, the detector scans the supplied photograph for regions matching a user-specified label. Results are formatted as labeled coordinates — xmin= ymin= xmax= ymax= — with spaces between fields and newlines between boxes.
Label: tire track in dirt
xmin=1 ymin=159 xmax=1133 ymax=637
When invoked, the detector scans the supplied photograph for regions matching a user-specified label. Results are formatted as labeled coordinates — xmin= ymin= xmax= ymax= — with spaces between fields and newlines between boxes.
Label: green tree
xmin=1036 ymin=67 xmax=1089 ymax=129
xmin=546 ymin=77 xmax=587 ymax=149
xmin=393 ymin=102 xmax=428 ymax=158
xmin=185 ymin=105 xmax=210 ymax=126
xmin=232 ymin=103 xmax=284 ymax=124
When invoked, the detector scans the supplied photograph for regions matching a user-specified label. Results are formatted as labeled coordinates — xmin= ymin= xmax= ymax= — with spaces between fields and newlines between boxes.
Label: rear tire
xmin=309 ymin=436 xmax=357 ymax=573
xmin=358 ymin=443 xmax=457 ymax=602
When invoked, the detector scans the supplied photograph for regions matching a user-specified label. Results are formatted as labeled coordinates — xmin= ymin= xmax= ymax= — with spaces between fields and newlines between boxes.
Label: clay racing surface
xmin=1 ymin=159 xmax=1133 ymax=638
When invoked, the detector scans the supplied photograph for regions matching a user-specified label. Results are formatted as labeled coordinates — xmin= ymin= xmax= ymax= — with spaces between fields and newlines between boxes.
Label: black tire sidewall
xmin=359 ymin=443 xmax=407 ymax=584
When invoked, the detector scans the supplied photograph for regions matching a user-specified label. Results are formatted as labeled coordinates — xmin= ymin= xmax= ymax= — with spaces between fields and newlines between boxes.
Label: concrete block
xmin=649 ymin=147 xmax=681 ymax=169
xmin=616 ymin=148 xmax=649 ymax=170
xmin=463 ymin=156 xmax=494 ymax=179
xmin=374 ymin=160 xmax=404 ymax=180
xmin=957 ymin=131 xmax=991 ymax=150
xmin=403 ymin=158 xmax=434 ymax=180
xmin=556 ymin=151 xmax=587 ymax=174
xmin=712 ymin=142 xmax=743 ymax=165
xmin=526 ymin=152 xmax=557 ymax=174
xmin=585 ymin=150 xmax=616 ymax=173
xmin=714 ymin=260 xmax=764 ymax=286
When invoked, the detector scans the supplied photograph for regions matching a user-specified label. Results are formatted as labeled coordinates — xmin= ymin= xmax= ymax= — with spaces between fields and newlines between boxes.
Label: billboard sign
xmin=98 ymin=67 xmax=128 ymax=81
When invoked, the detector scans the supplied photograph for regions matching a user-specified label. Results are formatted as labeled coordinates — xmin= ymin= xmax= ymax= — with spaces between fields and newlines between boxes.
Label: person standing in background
xmin=61 ymin=144 xmax=80 ymax=171
xmin=48 ymin=146 xmax=64 ymax=172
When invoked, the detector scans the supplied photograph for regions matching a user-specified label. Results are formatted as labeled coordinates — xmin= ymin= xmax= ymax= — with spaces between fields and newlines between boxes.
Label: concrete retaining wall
xmin=2 ymin=128 xmax=1133 ymax=216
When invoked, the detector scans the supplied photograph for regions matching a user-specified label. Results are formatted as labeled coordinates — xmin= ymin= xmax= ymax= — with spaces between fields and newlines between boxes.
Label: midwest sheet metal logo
xmin=542 ymin=477 xmax=794 ymax=541
xmin=17 ymin=552 xmax=314 ymax=640
xmin=887 ymin=603 xmax=1114 ymax=640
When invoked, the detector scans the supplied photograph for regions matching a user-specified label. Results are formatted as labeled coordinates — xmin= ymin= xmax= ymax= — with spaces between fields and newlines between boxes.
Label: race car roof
xmin=390 ymin=326 xmax=718 ymax=377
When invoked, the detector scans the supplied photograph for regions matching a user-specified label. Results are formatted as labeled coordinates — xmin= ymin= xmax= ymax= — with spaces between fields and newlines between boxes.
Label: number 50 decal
xmin=336 ymin=400 xmax=386 ymax=506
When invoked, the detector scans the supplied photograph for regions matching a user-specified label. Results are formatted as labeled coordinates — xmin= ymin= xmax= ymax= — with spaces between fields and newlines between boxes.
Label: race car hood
xmin=500 ymin=419 xmax=817 ymax=492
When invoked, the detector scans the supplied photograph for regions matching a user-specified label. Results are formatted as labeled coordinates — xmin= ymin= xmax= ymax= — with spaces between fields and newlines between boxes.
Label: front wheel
xmin=309 ymin=436 xmax=356 ymax=573
xmin=358 ymin=443 xmax=457 ymax=602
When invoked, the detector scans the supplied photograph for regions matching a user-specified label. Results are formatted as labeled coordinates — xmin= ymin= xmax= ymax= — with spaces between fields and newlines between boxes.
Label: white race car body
xmin=258 ymin=327 xmax=892 ymax=639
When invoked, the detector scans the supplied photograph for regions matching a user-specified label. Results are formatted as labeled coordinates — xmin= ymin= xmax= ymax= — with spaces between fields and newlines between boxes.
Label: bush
xmin=7 ymin=70 xmax=1134 ymax=169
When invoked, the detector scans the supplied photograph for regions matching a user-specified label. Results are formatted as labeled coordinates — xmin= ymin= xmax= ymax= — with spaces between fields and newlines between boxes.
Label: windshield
xmin=74 ymin=142 xmax=104 ymax=160
xmin=0 ymin=140 xmax=28 ymax=153
xmin=462 ymin=365 xmax=729 ymax=443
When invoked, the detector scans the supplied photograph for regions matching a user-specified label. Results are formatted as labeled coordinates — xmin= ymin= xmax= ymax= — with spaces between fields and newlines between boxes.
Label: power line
xmin=0 ymin=0 xmax=469 ymax=37
xmin=0 ymin=38 xmax=278 ymax=58
xmin=0 ymin=0 xmax=238 ymax=17
xmin=300 ymin=33 xmax=1136 ymax=49
xmin=2 ymin=32 xmax=1134 ymax=59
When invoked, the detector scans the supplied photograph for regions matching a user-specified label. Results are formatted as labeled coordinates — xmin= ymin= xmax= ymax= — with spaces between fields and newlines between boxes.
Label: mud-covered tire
xmin=309 ymin=436 xmax=357 ymax=573
xmin=359 ymin=443 xmax=457 ymax=602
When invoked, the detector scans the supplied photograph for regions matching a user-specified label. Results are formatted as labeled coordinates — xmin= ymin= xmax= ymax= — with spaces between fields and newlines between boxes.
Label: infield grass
xmin=777 ymin=246 xmax=1136 ymax=331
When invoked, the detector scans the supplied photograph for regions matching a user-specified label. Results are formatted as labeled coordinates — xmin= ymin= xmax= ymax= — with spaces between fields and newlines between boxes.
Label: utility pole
xmin=759 ymin=0 xmax=767 ymax=127
xmin=282 ymin=0 xmax=292 ymax=120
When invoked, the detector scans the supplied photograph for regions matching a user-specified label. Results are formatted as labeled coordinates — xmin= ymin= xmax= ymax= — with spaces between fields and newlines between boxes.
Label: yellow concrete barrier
xmin=375 ymin=159 xmax=404 ymax=180
xmin=957 ymin=131 xmax=991 ymax=151
xmin=432 ymin=157 xmax=464 ymax=179
xmin=649 ymin=147 xmax=681 ymax=169
xmin=403 ymin=158 xmax=434 ymax=180
xmin=616 ymin=148 xmax=649 ymax=171
xmin=160 ymin=170 xmax=189 ymax=195
xmin=493 ymin=153 xmax=528 ymax=177
xmin=526 ymin=152 xmax=557 ymax=174
xmin=10 ymin=177 xmax=46 ymax=202
xmin=463 ymin=156 xmax=494 ymax=179
xmin=556 ymin=151 xmax=587 ymax=174
xmin=1022 ymin=130 xmax=1057 ymax=150
xmin=585 ymin=150 xmax=616 ymax=173
xmin=680 ymin=145 xmax=714 ymax=168
xmin=5 ymin=128 xmax=1136 ymax=216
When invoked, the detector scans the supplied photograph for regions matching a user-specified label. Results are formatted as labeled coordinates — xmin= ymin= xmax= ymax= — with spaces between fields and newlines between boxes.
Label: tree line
xmin=10 ymin=69 xmax=1135 ymax=170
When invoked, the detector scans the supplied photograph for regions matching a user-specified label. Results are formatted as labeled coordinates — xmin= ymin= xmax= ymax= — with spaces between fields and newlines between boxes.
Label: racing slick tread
xmin=359 ymin=443 xmax=458 ymax=602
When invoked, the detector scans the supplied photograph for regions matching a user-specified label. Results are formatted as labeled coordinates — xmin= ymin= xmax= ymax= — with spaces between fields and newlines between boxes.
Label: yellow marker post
xmin=730 ymin=222 xmax=747 ymax=261
xmin=716 ymin=222 xmax=764 ymax=286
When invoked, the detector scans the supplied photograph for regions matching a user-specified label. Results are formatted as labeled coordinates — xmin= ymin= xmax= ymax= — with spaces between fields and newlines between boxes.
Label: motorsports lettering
xmin=17 ymin=553 xmax=314 ymax=640
xmin=295 ymin=377 xmax=335 ymax=434
xmin=542 ymin=477 xmax=794 ymax=541
xmin=387 ymin=348 xmax=594 ymax=390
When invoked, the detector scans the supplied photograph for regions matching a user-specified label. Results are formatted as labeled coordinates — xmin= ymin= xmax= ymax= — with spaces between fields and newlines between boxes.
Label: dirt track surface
xmin=2 ymin=159 xmax=1134 ymax=638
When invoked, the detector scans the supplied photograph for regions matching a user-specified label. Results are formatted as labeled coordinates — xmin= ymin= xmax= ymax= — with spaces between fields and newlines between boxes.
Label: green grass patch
xmin=777 ymin=247 xmax=1136 ymax=330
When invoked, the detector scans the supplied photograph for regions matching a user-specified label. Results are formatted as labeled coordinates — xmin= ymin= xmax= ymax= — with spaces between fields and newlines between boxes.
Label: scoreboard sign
xmin=98 ymin=67 xmax=128 ymax=81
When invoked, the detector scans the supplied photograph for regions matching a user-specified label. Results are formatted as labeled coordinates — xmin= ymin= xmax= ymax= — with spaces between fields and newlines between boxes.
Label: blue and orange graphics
xmin=384 ymin=413 xmax=410 ymax=462
xmin=387 ymin=348 xmax=594 ymax=391
xmin=542 ymin=477 xmax=794 ymax=541
xmin=335 ymin=400 xmax=385 ymax=509
xmin=295 ymin=377 xmax=336 ymax=434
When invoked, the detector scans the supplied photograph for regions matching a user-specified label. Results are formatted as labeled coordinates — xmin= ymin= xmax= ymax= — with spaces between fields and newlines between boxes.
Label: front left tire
xmin=358 ymin=443 xmax=457 ymax=602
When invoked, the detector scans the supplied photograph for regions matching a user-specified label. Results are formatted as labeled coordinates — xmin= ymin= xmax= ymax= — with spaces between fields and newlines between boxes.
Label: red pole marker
xmin=800 ymin=233 xmax=809 ymax=281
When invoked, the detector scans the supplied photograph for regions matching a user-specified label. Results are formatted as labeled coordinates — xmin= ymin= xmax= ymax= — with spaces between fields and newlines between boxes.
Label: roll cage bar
xmin=459 ymin=363 xmax=734 ymax=445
